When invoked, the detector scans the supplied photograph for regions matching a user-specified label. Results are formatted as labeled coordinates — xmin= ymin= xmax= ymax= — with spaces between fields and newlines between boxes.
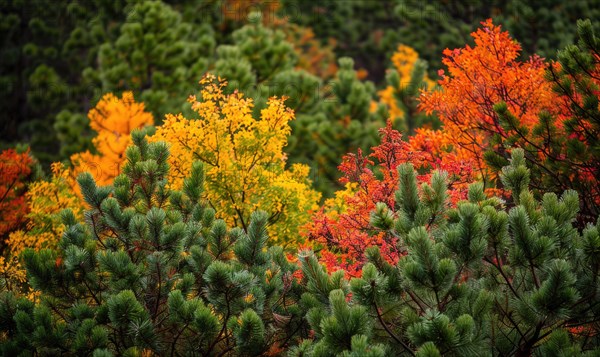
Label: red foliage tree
xmin=0 ymin=149 xmax=33 ymax=252
xmin=306 ymin=122 xmax=476 ymax=276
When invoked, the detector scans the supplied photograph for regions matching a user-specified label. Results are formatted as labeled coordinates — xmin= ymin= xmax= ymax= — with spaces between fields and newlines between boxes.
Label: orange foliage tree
xmin=419 ymin=19 xmax=600 ymax=223
xmin=70 ymin=92 xmax=154 ymax=187
xmin=419 ymin=19 xmax=558 ymax=191
xmin=0 ymin=149 xmax=33 ymax=253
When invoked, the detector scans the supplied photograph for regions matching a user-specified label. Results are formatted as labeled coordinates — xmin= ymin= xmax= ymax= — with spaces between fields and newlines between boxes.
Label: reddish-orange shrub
xmin=306 ymin=122 xmax=476 ymax=276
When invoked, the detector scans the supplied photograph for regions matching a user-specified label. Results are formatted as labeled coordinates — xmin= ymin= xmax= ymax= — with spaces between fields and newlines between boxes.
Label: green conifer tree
xmin=484 ymin=19 xmax=600 ymax=225
xmin=294 ymin=57 xmax=387 ymax=196
xmin=546 ymin=19 xmax=600 ymax=222
xmin=85 ymin=0 xmax=216 ymax=122
xmin=213 ymin=12 xmax=314 ymax=116
xmin=0 ymin=130 xmax=308 ymax=356
xmin=499 ymin=0 xmax=600 ymax=59
xmin=278 ymin=0 xmax=401 ymax=81
xmin=291 ymin=149 xmax=600 ymax=355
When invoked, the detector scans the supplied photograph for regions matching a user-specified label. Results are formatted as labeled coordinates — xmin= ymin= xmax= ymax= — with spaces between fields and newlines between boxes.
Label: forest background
xmin=2 ymin=1 xmax=600 ymax=355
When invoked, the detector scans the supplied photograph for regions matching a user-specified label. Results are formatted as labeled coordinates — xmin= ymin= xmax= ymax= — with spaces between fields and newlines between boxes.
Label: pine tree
xmin=0 ymin=130 xmax=310 ymax=355
xmin=299 ymin=149 xmax=600 ymax=355
xmin=544 ymin=19 xmax=600 ymax=224
xmin=0 ymin=0 xmax=128 ymax=164
xmin=498 ymin=0 xmax=600 ymax=59
xmin=85 ymin=0 xmax=216 ymax=122
xmin=278 ymin=0 xmax=401 ymax=82
xmin=293 ymin=57 xmax=388 ymax=196
xmin=212 ymin=11 xmax=327 ymax=128
xmin=213 ymin=12 xmax=309 ymax=116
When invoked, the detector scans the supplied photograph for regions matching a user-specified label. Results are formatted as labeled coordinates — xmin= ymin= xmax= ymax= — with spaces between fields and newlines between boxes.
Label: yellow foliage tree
xmin=378 ymin=45 xmax=437 ymax=134
xmin=2 ymin=163 xmax=84 ymax=298
xmin=152 ymin=74 xmax=320 ymax=247
xmin=70 ymin=92 xmax=154 ymax=186
xmin=6 ymin=163 xmax=84 ymax=256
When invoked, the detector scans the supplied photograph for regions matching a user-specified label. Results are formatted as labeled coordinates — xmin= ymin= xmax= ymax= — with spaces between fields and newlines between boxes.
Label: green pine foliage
xmin=213 ymin=13 xmax=309 ymax=114
xmin=355 ymin=149 xmax=600 ymax=355
xmin=0 ymin=131 xmax=309 ymax=356
xmin=291 ymin=57 xmax=387 ymax=196
xmin=293 ymin=150 xmax=600 ymax=355
xmin=499 ymin=0 xmax=600 ymax=59
xmin=278 ymin=0 xmax=401 ymax=81
xmin=2 ymin=139 xmax=600 ymax=355
xmin=86 ymin=0 xmax=216 ymax=122
xmin=548 ymin=19 xmax=600 ymax=222
xmin=484 ymin=19 xmax=600 ymax=224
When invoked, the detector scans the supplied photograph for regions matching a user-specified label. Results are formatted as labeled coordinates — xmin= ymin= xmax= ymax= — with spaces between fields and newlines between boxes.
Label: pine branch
xmin=170 ymin=322 xmax=190 ymax=357
xmin=374 ymin=299 xmax=414 ymax=356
